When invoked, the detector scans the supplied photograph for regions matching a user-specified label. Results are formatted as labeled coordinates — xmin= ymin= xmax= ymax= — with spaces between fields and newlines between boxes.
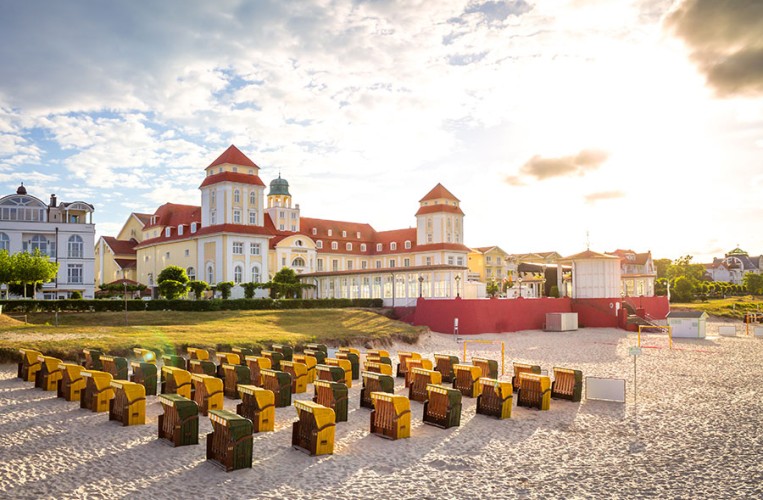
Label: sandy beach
xmin=1 ymin=324 xmax=762 ymax=499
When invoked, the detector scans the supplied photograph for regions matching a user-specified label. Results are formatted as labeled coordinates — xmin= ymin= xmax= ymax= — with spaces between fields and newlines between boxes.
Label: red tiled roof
xmin=103 ymin=236 xmax=138 ymax=255
xmin=133 ymin=213 xmax=152 ymax=225
xmin=114 ymin=258 xmax=137 ymax=269
xmin=414 ymin=243 xmax=471 ymax=252
xmin=137 ymin=223 xmax=274 ymax=248
xmin=419 ymin=183 xmax=460 ymax=203
xmin=607 ymin=249 xmax=651 ymax=266
xmin=208 ymin=145 xmax=259 ymax=169
xmin=299 ymin=263 xmax=466 ymax=278
xmin=560 ymin=249 xmax=620 ymax=261
xmin=199 ymin=171 xmax=266 ymax=189
xmin=414 ymin=204 xmax=465 ymax=216
xmin=299 ymin=217 xmax=375 ymax=241
xmin=142 ymin=203 xmax=201 ymax=230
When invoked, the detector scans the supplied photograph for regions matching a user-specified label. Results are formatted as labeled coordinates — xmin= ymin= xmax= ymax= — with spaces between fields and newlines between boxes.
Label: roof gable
xmin=208 ymin=145 xmax=258 ymax=169
xmin=419 ymin=183 xmax=459 ymax=203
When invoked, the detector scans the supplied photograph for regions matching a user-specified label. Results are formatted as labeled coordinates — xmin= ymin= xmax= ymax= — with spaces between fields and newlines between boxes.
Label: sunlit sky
xmin=1 ymin=0 xmax=761 ymax=263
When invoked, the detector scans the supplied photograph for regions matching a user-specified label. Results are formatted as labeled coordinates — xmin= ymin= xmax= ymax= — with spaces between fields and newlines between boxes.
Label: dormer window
xmin=342 ymin=230 xmax=347 ymax=238
xmin=232 ymin=167 xmax=238 ymax=173
xmin=346 ymin=243 xmax=352 ymax=251
xmin=390 ymin=242 xmax=397 ymax=251
xmin=376 ymin=243 xmax=382 ymax=252
xmin=178 ymin=225 xmax=184 ymax=236
xmin=249 ymin=169 xmax=254 ymax=175
xmin=316 ymin=240 xmax=323 ymax=249
xmin=165 ymin=227 xmax=171 ymax=237
xmin=191 ymin=222 xmax=197 ymax=233
xmin=405 ymin=240 xmax=411 ymax=249
xmin=328 ymin=229 xmax=333 ymax=236
xmin=312 ymin=228 xmax=317 ymax=235
xmin=361 ymin=244 xmax=367 ymax=252
xmin=331 ymin=242 xmax=338 ymax=250
xmin=356 ymin=232 xmax=361 ymax=239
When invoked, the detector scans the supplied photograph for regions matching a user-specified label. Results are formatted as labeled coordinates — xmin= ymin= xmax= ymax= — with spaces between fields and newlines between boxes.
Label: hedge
xmin=0 ymin=298 xmax=384 ymax=314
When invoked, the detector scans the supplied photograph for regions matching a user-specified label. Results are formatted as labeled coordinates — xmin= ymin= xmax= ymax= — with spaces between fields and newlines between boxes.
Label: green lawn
xmin=0 ymin=308 xmax=424 ymax=363
xmin=670 ymin=296 xmax=763 ymax=320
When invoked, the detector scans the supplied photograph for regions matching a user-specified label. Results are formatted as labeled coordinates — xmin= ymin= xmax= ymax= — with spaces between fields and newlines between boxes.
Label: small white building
xmin=560 ymin=249 xmax=622 ymax=299
xmin=667 ymin=311 xmax=708 ymax=339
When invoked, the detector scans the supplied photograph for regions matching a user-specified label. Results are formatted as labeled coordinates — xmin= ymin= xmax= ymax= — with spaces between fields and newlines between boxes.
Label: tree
xmin=157 ymin=266 xmax=189 ymax=300
xmin=70 ymin=291 xmax=83 ymax=299
xmin=486 ymin=280 xmax=499 ymax=298
xmin=216 ymin=281 xmax=234 ymax=300
xmin=266 ymin=267 xmax=314 ymax=299
xmin=242 ymin=282 xmax=261 ymax=299
xmin=9 ymin=249 xmax=58 ymax=298
xmin=666 ymin=255 xmax=705 ymax=283
xmin=187 ymin=280 xmax=209 ymax=300
xmin=0 ymin=250 xmax=12 ymax=299
xmin=672 ymin=276 xmax=695 ymax=302
xmin=743 ymin=273 xmax=763 ymax=295
xmin=158 ymin=266 xmax=189 ymax=285
xmin=654 ymin=258 xmax=672 ymax=279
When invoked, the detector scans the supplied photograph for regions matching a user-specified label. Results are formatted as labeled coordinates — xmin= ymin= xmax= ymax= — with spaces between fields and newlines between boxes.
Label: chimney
xmin=50 ymin=194 xmax=57 ymax=207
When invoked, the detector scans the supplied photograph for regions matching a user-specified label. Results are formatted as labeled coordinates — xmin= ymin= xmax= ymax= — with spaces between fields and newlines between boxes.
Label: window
xmin=249 ymin=169 xmax=254 ymax=176
xmin=405 ymin=240 xmax=411 ymax=249
xmin=457 ymin=257 xmax=464 ymax=266
xmin=292 ymin=257 xmax=305 ymax=267
xmin=185 ymin=249 xmax=190 ymax=257
xmin=165 ymin=252 xmax=170 ymax=259
xmin=427 ymin=234 xmax=433 ymax=243
xmin=249 ymin=211 xmax=257 ymax=225
xmin=232 ymin=167 xmax=238 ymax=173
xmin=390 ymin=242 xmax=397 ymax=251
xmin=312 ymin=228 xmax=317 ymax=235
xmin=148 ymin=273 xmax=154 ymax=286
xmin=317 ymin=259 xmax=324 ymax=271
xmin=295 ymin=240 xmax=303 ymax=247
xmin=234 ymin=190 xmax=240 ymax=204
xmin=279 ymin=224 xmax=284 ymax=230
xmin=210 ymin=210 xmax=216 ymax=225
xmin=165 ymin=227 xmax=171 ymax=237
xmin=191 ymin=222 xmax=197 ymax=233
xmin=233 ymin=242 xmax=244 ymax=254
xmin=486 ymin=256 xmax=492 ymax=263
xmin=250 ymin=242 xmax=261 ymax=255
xmin=360 ymin=244 xmax=366 ymax=252
xmin=376 ymin=243 xmax=383 ymax=252
xmin=251 ymin=265 xmax=261 ymax=282
xmin=0 ymin=232 xmax=8 ymax=251
xmin=279 ymin=210 xmax=285 ymax=218
xmin=426 ymin=257 xmax=432 ymax=265
xmin=68 ymin=264 xmax=83 ymax=284
xmin=249 ymin=192 xmax=256 ymax=205
xmin=68 ymin=235 xmax=83 ymax=258
xmin=187 ymin=267 xmax=196 ymax=280
xmin=342 ymin=230 xmax=347 ymax=237
xmin=327 ymin=229 xmax=333 ymax=237
xmin=332 ymin=259 xmax=339 ymax=271
xmin=448 ymin=256 xmax=454 ymax=265
xmin=210 ymin=191 xmax=216 ymax=205
xmin=291 ymin=225 xmax=296 ymax=231
xmin=207 ymin=265 xmax=214 ymax=284
xmin=389 ymin=259 xmax=396 ymax=268
xmin=234 ymin=265 xmax=243 ymax=284
xmin=376 ymin=260 xmax=381 ymax=269
xmin=27 ymin=234 xmax=49 ymax=255
xmin=346 ymin=243 xmax=352 ymax=251
xmin=291 ymin=212 xmax=296 ymax=219
xmin=316 ymin=240 xmax=323 ymax=249
xmin=356 ymin=232 xmax=361 ymax=239
xmin=233 ymin=210 xmax=241 ymax=223
xmin=331 ymin=242 xmax=338 ymax=250
xmin=361 ymin=261 xmax=367 ymax=269
xmin=404 ymin=258 xmax=410 ymax=267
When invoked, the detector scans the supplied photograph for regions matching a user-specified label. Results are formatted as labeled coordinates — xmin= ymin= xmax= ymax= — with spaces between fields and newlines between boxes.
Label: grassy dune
xmin=671 ymin=296 xmax=763 ymax=320
xmin=0 ymin=308 xmax=424 ymax=363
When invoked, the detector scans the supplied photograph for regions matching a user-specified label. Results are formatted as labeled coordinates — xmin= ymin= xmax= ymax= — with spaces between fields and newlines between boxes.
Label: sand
xmin=1 ymin=323 xmax=762 ymax=499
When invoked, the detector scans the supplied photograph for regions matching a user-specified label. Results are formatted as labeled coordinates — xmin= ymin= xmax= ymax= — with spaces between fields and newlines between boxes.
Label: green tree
xmin=666 ymin=255 xmax=705 ymax=283
xmin=158 ymin=266 xmax=189 ymax=285
xmin=266 ymin=267 xmax=314 ymax=299
xmin=216 ymin=281 xmax=234 ymax=299
xmin=157 ymin=265 xmax=189 ymax=300
xmin=70 ymin=291 xmax=83 ymax=299
xmin=486 ymin=280 xmax=499 ymax=298
xmin=11 ymin=249 xmax=58 ymax=298
xmin=187 ymin=280 xmax=209 ymax=300
xmin=242 ymin=282 xmax=261 ymax=299
xmin=672 ymin=276 xmax=695 ymax=302
xmin=654 ymin=258 xmax=672 ymax=279
xmin=0 ymin=250 xmax=12 ymax=299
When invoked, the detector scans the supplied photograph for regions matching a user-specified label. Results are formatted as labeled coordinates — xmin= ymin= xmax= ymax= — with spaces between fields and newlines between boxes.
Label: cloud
xmin=584 ymin=190 xmax=625 ymax=204
xmin=507 ymin=149 xmax=608 ymax=185
xmin=666 ymin=0 xmax=763 ymax=96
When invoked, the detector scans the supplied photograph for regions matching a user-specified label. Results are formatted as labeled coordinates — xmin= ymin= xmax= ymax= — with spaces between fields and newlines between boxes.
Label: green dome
xmin=268 ymin=174 xmax=290 ymax=196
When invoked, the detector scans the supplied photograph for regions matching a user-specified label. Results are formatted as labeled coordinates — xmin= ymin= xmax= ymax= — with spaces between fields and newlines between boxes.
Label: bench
xmin=512 ymin=362 xmax=541 ymax=393
xmin=188 ymin=359 xmax=217 ymax=377
xmin=109 ymin=380 xmax=146 ymax=426
xmin=237 ymin=385 xmax=275 ymax=432
xmin=58 ymin=363 xmax=85 ymax=401
xmin=360 ymin=371 xmax=395 ymax=409
xmin=313 ymin=380 xmax=349 ymax=423
xmin=472 ymin=357 xmax=499 ymax=379
xmin=214 ymin=353 xmax=241 ymax=377
xmin=517 ymin=372 xmax=551 ymax=411
xmin=370 ymin=392 xmax=411 ymax=440
xmin=423 ymin=383 xmax=462 ymax=429
xmin=35 ymin=356 xmax=63 ymax=391
xmin=18 ymin=348 xmax=43 ymax=382
xmin=316 ymin=364 xmax=345 ymax=385
xmin=161 ymin=366 xmax=193 ymax=399
xmin=280 ymin=360 xmax=308 ymax=394
xmin=81 ymin=348 xmax=103 ymax=371
xmin=396 ymin=351 xmax=422 ymax=378
xmin=335 ymin=351 xmax=360 ymax=380
xmin=222 ymin=363 xmax=251 ymax=398
xmin=100 ymin=355 xmax=129 ymax=381
xmin=305 ymin=343 xmax=328 ymax=355
xmin=476 ymin=378 xmax=512 ymax=419
xmin=292 ymin=354 xmax=317 ymax=384
xmin=207 ymin=409 xmax=253 ymax=471
xmin=261 ymin=350 xmax=283 ymax=371
xmin=80 ymin=370 xmax=115 ymax=413
xmin=292 ymin=400 xmax=336 ymax=456
xmin=434 ymin=354 xmax=460 ymax=383
xmin=325 ymin=358 xmax=352 ymax=388
xmin=191 ymin=373 xmax=224 ymax=415
xmin=157 ymin=394 xmax=199 ymax=447
xmin=261 ymin=368 xmax=292 ymax=407
xmin=130 ymin=361 xmax=157 ymax=396
xmin=303 ymin=348 xmax=327 ymax=365
xmin=404 ymin=358 xmax=433 ymax=388
xmin=363 ymin=361 xmax=393 ymax=376
xmin=452 ymin=364 xmax=482 ymax=398
xmin=133 ymin=348 xmax=156 ymax=364
xmin=271 ymin=344 xmax=293 ymax=362
xmin=551 ymin=367 xmax=583 ymax=402
xmin=232 ymin=347 xmax=255 ymax=364
xmin=409 ymin=367 xmax=443 ymax=403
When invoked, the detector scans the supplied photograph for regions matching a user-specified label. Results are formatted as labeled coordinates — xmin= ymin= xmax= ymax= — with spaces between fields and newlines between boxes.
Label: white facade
xmin=564 ymin=251 xmax=622 ymax=299
xmin=667 ymin=312 xmax=707 ymax=339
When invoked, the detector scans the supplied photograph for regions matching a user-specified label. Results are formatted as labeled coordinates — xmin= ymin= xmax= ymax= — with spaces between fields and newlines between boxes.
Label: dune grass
xmin=670 ymin=296 xmax=763 ymax=320
xmin=0 ymin=308 xmax=425 ymax=363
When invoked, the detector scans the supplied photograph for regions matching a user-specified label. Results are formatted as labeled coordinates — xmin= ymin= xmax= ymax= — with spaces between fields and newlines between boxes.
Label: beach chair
xmin=261 ymin=350 xmax=283 ymax=371
xmin=292 ymin=354 xmax=317 ymax=384
xmin=365 ymin=354 xmax=393 ymax=366
xmin=325 ymin=358 xmax=352 ymax=388
xmin=370 ymin=392 xmax=411 ymax=440
xmin=222 ymin=363 xmax=251 ymax=398
xmin=305 ymin=343 xmax=328 ymax=355
xmin=313 ymin=380 xmax=348 ymax=423
xmin=237 ymin=385 xmax=275 ymax=432
xmin=58 ymin=363 xmax=85 ymax=401
xmin=292 ymin=400 xmax=335 ymax=456
xmin=271 ymin=344 xmax=293 ymax=362
xmin=423 ymin=383 xmax=462 ymax=429
xmin=80 ymin=370 xmax=114 ymax=413
xmin=109 ymin=380 xmax=146 ymax=426
xmin=130 ymin=361 xmax=157 ymax=396
xmin=133 ymin=348 xmax=157 ymax=364
xmin=245 ymin=356 xmax=271 ymax=387
xmin=161 ymin=354 xmax=186 ymax=381
xmin=213 ymin=352 xmax=240 ymax=377
xmin=100 ymin=355 xmax=129 ymax=381
xmin=161 ymin=366 xmax=192 ymax=399
xmin=512 ymin=363 xmax=541 ymax=393
xmin=232 ymin=347 xmax=255 ymax=364
xmin=303 ymin=348 xmax=327 ymax=365
xmin=434 ymin=354 xmax=460 ymax=383
xmin=360 ymin=371 xmax=395 ymax=409
xmin=366 ymin=348 xmax=390 ymax=359
xmin=261 ymin=369 xmax=292 ymax=407
xmin=335 ymin=351 xmax=360 ymax=380
xmin=551 ymin=367 xmax=584 ymax=402
xmin=81 ymin=348 xmax=103 ymax=371
xmin=472 ymin=357 xmax=499 ymax=380
xmin=452 ymin=364 xmax=482 ymax=398
xmin=396 ymin=351 xmax=422 ymax=378
xmin=18 ymin=348 xmax=43 ymax=382
xmin=404 ymin=359 xmax=433 ymax=388
xmin=186 ymin=347 xmax=210 ymax=370
xmin=517 ymin=373 xmax=551 ymax=411
xmin=476 ymin=378 xmax=512 ymax=419
xmin=316 ymin=364 xmax=345 ymax=387
xmin=35 ymin=356 xmax=63 ymax=391
xmin=409 ymin=367 xmax=443 ymax=403
xmin=192 ymin=373 xmax=224 ymax=416
xmin=280 ymin=360 xmax=308 ymax=394
xmin=157 ymin=394 xmax=199 ymax=447
xmin=364 ymin=361 xmax=393 ymax=376
xmin=207 ymin=409 xmax=253 ymax=472
xmin=188 ymin=358 xmax=217 ymax=377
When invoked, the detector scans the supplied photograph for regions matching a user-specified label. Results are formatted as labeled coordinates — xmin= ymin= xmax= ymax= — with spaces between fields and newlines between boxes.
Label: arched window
xmin=29 ymin=234 xmax=48 ymax=255
xmin=316 ymin=240 xmax=323 ymax=249
xmin=234 ymin=265 xmax=243 ymax=284
xmin=234 ymin=189 xmax=240 ymax=204
xmin=0 ymin=232 xmax=9 ymax=252
xmin=249 ymin=192 xmax=256 ymax=205
xmin=206 ymin=264 xmax=214 ymax=284
xmin=331 ymin=242 xmax=338 ymax=250
xmin=292 ymin=257 xmax=305 ymax=267
xmin=346 ymin=242 xmax=352 ymax=251
xmin=187 ymin=267 xmax=196 ymax=281
xmin=295 ymin=240 xmax=303 ymax=247
xmin=404 ymin=240 xmax=411 ymax=249
xmin=251 ymin=265 xmax=261 ymax=283
xmin=68 ymin=235 xmax=83 ymax=258
xmin=390 ymin=242 xmax=397 ymax=251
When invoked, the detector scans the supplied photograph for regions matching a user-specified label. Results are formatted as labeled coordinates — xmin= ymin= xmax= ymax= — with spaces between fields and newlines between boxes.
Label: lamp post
xmin=123 ymin=281 xmax=128 ymax=326
xmin=418 ymin=275 xmax=424 ymax=298
xmin=518 ymin=277 xmax=523 ymax=298
xmin=455 ymin=274 xmax=461 ymax=298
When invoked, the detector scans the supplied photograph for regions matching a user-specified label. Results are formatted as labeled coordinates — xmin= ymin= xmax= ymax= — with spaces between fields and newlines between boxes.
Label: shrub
xmin=70 ymin=291 xmax=83 ymax=300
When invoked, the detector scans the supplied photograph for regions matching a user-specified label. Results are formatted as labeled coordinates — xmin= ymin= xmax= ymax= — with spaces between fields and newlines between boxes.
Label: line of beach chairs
xmin=16 ymin=344 xmax=583 ymax=472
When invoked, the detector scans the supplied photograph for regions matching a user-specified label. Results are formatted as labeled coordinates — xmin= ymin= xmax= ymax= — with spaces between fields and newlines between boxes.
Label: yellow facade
xmin=468 ymin=246 xmax=511 ymax=283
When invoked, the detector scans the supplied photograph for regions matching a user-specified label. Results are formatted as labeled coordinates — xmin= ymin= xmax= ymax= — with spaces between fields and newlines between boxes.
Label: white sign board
xmin=718 ymin=326 xmax=737 ymax=337
xmin=585 ymin=377 xmax=625 ymax=403
xmin=754 ymin=326 xmax=763 ymax=338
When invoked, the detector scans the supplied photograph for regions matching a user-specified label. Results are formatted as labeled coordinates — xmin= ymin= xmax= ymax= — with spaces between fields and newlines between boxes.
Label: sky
xmin=1 ymin=0 xmax=761 ymax=263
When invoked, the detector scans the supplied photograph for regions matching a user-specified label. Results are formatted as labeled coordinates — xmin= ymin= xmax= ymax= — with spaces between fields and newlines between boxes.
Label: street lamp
xmin=455 ymin=274 xmax=461 ymax=298
xmin=123 ymin=281 xmax=128 ymax=326
xmin=418 ymin=275 xmax=424 ymax=298
xmin=518 ymin=277 xmax=523 ymax=298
